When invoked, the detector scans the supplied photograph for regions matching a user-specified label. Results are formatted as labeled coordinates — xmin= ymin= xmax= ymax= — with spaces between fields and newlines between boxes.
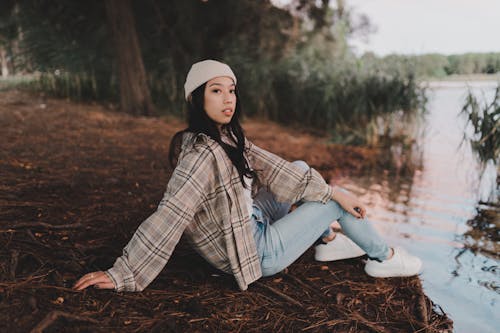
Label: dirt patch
xmin=0 ymin=90 xmax=452 ymax=332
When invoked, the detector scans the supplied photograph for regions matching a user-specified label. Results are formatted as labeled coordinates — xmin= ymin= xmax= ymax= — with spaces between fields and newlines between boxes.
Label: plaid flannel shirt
xmin=106 ymin=132 xmax=332 ymax=291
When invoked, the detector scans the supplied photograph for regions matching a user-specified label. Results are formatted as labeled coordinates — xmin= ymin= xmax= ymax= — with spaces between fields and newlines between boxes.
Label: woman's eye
xmin=230 ymin=90 xmax=235 ymax=94
xmin=212 ymin=89 xmax=221 ymax=93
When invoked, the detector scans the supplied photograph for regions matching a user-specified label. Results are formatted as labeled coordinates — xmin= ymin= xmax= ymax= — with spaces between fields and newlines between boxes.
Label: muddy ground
xmin=0 ymin=90 xmax=453 ymax=332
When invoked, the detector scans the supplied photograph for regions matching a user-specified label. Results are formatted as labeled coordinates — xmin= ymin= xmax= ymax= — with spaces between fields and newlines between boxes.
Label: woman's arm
xmin=74 ymin=146 xmax=215 ymax=292
xmin=247 ymin=141 xmax=332 ymax=204
xmin=247 ymin=140 xmax=366 ymax=219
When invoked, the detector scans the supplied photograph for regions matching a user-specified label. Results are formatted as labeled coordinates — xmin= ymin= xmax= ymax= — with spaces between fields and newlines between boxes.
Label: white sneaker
xmin=314 ymin=233 xmax=366 ymax=261
xmin=364 ymin=247 xmax=423 ymax=278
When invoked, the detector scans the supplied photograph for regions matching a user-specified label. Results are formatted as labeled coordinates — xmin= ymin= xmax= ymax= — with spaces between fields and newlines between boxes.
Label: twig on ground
xmin=0 ymin=222 xmax=84 ymax=231
xmin=10 ymin=249 xmax=19 ymax=279
xmin=30 ymin=310 xmax=99 ymax=333
xmin=350 ymin=311 xmax=387 ymax=333
xmin=255 ymin=281 xmax=304 ymax=309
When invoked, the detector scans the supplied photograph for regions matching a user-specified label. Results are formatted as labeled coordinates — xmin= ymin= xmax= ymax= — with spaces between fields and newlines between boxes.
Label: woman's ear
xmin=187 ymin=94 xmax=193 ymax=104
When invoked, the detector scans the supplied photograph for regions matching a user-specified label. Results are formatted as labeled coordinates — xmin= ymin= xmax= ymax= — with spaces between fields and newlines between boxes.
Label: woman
xmin=74 ymin=60 xmax=422 ymax=292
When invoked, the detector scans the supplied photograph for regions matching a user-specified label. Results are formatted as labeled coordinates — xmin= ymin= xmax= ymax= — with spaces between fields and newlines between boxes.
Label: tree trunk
xmin=0 ymin=46 xmax=9 ymax=77
xmin=105 ymin=0 xmax=155 ymax=116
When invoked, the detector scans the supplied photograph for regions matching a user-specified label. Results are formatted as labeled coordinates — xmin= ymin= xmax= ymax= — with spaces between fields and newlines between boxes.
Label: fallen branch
xmin=30 ymin=311 xmax=99 ymax=333
xmin=302 ymin=319 xmax=346 ymax=331
xmin=255 ymin=281 xmax=304 ymax=308
xmin=0 ymin=222 xmax=84 ymax=231
xmin=284 ymin=273 xmax=319 ymax=296
xmin=350 ymin=312 xmax=387 ymax=333
xmin=418 ymin=293 xmax=430 ymax=326
xmin=10 ymin=249 xmax=19 ymax=279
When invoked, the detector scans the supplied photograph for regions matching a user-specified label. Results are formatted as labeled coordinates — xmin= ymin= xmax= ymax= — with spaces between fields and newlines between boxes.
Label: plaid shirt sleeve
xmin=247 ymin=140 xmax=332 ymax=204
xmin=106 ymin=146 xmax=214 ymax=292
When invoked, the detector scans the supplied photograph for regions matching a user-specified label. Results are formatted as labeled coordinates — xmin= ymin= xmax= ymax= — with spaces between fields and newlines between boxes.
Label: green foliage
xmin=15 ymin=0 xmax=116 ymax=100
xmin=444 ymin=53 xmax=500 ymax=75
xmin=0 ymin=0 xmax=18 ymax=45
xmin=10 ymin=0 xmax=424 ymax=147
xmin=0 ymin=0 xmax=21 ymax=75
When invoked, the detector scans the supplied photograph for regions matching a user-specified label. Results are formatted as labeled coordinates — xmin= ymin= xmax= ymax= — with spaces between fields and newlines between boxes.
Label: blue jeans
xmin=251 ymin=161 xmax=390 ymax=277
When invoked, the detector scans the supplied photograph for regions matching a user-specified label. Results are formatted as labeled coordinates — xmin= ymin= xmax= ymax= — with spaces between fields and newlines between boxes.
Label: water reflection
xmin=338 ymin=81 xmax=499 ymax=333
xmin=463 ymin=203 xmax=500 ymax=260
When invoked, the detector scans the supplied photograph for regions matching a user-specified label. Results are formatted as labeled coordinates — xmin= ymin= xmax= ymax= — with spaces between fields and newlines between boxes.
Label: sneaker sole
xmin=364 ymin=260 xmax=423 ymax=278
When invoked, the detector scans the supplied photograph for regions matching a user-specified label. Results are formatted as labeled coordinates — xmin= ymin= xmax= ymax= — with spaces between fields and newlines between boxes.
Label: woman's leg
xmin=252 ymin=160 xmax=332 ymax=239
xmin=257 ymin=199 xmax=390 ymax=276
xmin=252 ymin=187 xmax=292 ymax=223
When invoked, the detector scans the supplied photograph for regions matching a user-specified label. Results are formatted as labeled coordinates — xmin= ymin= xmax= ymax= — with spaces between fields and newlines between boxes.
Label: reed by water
xmin=461 ymin=85 xmax=500 ymax=203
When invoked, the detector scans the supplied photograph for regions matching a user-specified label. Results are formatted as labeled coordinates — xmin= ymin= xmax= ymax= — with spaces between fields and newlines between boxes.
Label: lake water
xmin=339 ymin=81 xmax=499 ymax=333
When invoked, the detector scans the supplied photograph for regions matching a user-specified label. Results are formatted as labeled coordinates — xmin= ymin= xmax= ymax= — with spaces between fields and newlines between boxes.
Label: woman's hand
xmin=331 ymin=186 xmax=367 ymax=219
xmin=73 ymin=271 xmax=115 ymax=291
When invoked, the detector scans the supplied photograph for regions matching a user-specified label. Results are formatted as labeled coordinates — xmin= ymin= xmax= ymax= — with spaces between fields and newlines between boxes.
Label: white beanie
xmin=184 ymin=60 xmax=237 ymax=101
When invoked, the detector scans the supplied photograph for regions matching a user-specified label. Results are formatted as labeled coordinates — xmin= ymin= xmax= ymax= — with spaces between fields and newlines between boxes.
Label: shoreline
xmin=420 ymin=73 xmax=500 ymax=88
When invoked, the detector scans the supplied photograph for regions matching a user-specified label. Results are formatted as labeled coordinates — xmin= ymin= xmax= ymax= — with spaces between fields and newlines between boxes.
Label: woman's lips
xmin=222 ymin=109 xmax=233 ymax=116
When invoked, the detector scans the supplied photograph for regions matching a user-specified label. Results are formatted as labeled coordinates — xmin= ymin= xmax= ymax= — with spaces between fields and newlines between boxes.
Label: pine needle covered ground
xmin=0 ymin=90 xmax=452 ymax=332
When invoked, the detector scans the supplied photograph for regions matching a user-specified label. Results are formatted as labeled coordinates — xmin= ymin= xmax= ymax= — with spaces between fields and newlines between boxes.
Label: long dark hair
xmin=168 ymin=83 xmax=255 ymax=188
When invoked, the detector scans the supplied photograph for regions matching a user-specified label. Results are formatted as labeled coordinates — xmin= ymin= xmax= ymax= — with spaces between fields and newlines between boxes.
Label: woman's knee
xmin=323 ymin=199 xmax=343 ymax=213
xmin=292 ymin=160 xmax=309 ymax=171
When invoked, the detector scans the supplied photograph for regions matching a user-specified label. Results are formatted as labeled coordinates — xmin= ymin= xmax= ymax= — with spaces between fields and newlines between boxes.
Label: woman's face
xmin=203 ymin=76 xmax=236 ymax=128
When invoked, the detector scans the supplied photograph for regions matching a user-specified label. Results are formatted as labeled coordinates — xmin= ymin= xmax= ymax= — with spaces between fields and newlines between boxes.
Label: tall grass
xmin=462 ymin=85 xmax=500 ymax=202
xmin=462 ymin=86 xmax=500 ymax=165
xmin=21 ymin=56 xmax=425 ymax=150
xmin=21 ymin=71 xmax=118 ymax=102
xmin=0 ymin=74 xmax=38 ymax=91
xmin=220 ymin=54 xmax=426 ymax=150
